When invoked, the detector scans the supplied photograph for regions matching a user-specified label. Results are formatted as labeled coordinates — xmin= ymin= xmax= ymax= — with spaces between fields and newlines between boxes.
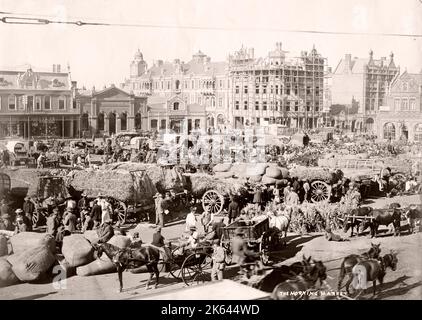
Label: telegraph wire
xmin=0 ymin=13 xmax=421 ymax=38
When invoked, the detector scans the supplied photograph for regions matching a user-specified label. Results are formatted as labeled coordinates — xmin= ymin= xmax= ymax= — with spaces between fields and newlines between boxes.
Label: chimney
xmin=57 ymin=64 xmax=61 ymax=73
xmin=53 ymin=64 xmax=56 ymax=73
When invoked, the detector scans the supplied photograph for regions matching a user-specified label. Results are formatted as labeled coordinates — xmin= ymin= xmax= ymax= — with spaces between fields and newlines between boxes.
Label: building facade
xmin=375 ymin=71 xmax=422 ymax=142
xmin=75 ymin=85 xmax=147 ymax=137
xmin=0 ymin=65 xmax=78 ymax=139
xmin=228 ymin=43 xmax=325 ymax=129
xmin=123 ymin=49 xmax=229 ymax=133
xmin=123 ymin=43 xmax=326 ymax=132
xmin=331 ymin=51 xmax=400 ymax=132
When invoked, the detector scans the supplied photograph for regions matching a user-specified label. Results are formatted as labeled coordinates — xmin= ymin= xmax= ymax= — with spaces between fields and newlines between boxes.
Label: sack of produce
xmin=214 ymin=172 xmax=234 ymax=179
xmin=0 ymin=235 xmax=8 ymax=257
xmin=248 ymin=175 xmax=262 ymax=183
xmin=0 ymin=258 xmax=20 ymax=287
xmin=10 ymin=232 xmax=55 ymax=254
xmin=7 ymin=246 xmax=56 ymax=282
xmin=62 ymin=234 xmax=94 ymax=267
xmin=108 ymin=235 xmax=132 ymax=249
xmin=246 ymin=163 xmax=268 ymax=176
xmin=83 ymin=230 xmax=99 ymax=243
xmin=265 ymin=167 xmax=289 ymax=179
xmin=261 ymin=175 xmax=277 ymax=185
xmin=213 ymin=163 xmax=232 ymax=173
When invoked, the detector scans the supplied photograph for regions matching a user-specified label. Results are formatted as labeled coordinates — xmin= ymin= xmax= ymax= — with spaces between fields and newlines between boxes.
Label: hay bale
xmin=10 ymin=232 xmax=55 ymax=254
xmin=213 ymin=163 xmax=232 ymax=172
xmin=7 ymin=246 xmax=56 ymax=282
xmin=0 ymin=235 xmax=7 ymax=257
xmin=76 ymin=259 xmax=116 ymax=277
xmin=62 ymin=235 xmax=94 ymax=267
xmin=289 ymin=166 xmax=332 ymax=182
xmin=0 ymin=258 xmax=20 ymax=287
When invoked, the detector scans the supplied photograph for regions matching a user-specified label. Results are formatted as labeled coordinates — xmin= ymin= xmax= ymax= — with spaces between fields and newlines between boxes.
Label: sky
xmin=0 ymin=0 xmax=421 ymax=88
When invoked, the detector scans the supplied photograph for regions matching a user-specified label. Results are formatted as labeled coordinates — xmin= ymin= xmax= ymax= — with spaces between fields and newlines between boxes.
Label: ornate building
xmin=375 ymin=71 xmax=422 ymax=142
xmin=0 ymin=65 xmax=77 ymax=139
xmin=122 ymin=49 xmax=229 ymax=133
xmin=332 ymin=51 xmax=400 ymax=132
xmin=228 ymin=43 xmax=325 ymax=129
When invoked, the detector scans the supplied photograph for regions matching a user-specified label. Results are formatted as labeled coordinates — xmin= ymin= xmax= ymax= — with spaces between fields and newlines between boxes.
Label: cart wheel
xmin=115 ymin=201 xmax=127 ymax=225
xmin=310 ymin=181 xmax=331 ymax=203
xmin=168 ymin=246 xmax=184 ymax=281
xmin=181 ymin=252 xmax=212 ymax=286
xmin=202 ymin=190 xmax=224 ymax=215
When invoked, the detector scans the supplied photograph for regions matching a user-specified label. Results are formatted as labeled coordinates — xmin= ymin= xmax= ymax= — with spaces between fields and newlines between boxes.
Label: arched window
xmin=135 ymin=113 xmax=142 ymax=129
xmin=383 ymin=122 xmax=396 ymax=140
xmin=365 ymin=117 xmax=374 ymax=132
xmin=173 ymin=102 xmax=179 ymax=111
xmin=97 ymin=113 xmax=104 ymax=131
xmin=120 ymin=113 xmax=127 ymax=131
xmin=81 ymin=113 xmax=89 ymax=131
xmin=414 ymin=123 xmax=422 ymax=142
xmin=175 ymin=80 xmax=180 ymax=90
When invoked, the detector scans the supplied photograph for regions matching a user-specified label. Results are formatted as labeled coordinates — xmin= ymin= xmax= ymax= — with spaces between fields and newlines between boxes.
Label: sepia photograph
xmin=0 ymin=0 xmax=421 ymax=306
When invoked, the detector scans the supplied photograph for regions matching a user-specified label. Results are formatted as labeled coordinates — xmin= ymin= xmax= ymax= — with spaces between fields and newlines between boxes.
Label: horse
xmin=337 ymin=243 xmax=381 ymax=295
xmin=92 ymin=242 xmax=161 ymax=292
xmin=271 ymin=260 xmax=327 ymax=300
xmin=361 ymin=208 xmax=402 ymax=237
xmin=353 ymin=251 xmax=398 ymax=296
xmin=343 ymin=207 xmax=373 ymax=237
xmin=256 ymin=255 xmax=313 ymax=293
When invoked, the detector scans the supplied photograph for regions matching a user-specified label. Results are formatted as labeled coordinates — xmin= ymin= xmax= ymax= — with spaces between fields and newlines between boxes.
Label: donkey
xmin=343 ymin=207 xmax=373 ymax=237
xmin=337 ymin=243 xmax=381 ymax=295
xmin=271 ymin=260 xmax=327 ymax=300
xmin=93 ymin=242 xmax=161 ymax=292
xmin=353 ymin=251 xmax=398 ymax=296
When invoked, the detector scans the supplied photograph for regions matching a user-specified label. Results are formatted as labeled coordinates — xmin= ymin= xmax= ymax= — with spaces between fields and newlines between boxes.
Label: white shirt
xmin=185 ymin=212 xmax=196 ymax=230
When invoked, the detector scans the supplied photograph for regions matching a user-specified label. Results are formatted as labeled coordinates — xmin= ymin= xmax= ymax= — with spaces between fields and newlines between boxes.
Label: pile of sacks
xmin=213 ymin=163 xmax=289 ymax=186
xmin=0 ymin=230 xmax=133 ymax=288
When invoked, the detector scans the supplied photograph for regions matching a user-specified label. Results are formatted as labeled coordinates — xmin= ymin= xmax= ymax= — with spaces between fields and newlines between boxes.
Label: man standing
xmin=2 ymin=150 xmax=10 ymax=167
xmin=185 ymin=207 xmax=197 ymax=232
xmin=90 ymin=199 xmax=102 ymax=228
xmin=23 ymin=196 xmax=35 ymax=223
xmin=63 ymin=209 xmax=77 ymax=233
xmin=100 ymin=197 xmax=113 ymax=224
xmin=286 ymin=189 xmax=299 ymax=206
xmin=211 ymin=239 xmax=226 ymax=281
xmin=154 ymin=193 xmax=165 ymax=227
xmin=253 ymin=187 xmax=262 ymax=211
xmin=78 ymin=192 xmax=90 ymax=226
xmin=228 ymin=196 xmax=240 ymax=224
xmin=210 ymin=216 xmax=226 ymax=241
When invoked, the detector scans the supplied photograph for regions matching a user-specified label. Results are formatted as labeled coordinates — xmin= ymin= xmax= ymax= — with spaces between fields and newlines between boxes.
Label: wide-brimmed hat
xmin=234 ymin=228 xmax=245 ymax=236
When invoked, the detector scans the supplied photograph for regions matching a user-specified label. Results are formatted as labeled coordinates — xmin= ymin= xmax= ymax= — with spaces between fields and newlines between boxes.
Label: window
xmin=275 ymin=85 xmax=279 ymax=94
xmin=394 ymin=98 xmax=400 ymax=111
xmin=410 ymin=99 xmax=416 ymax=111
xmin=256 ymin=85 xmax=259 ymax=94
xmin=235 ymin=86 xmax=240 ymax=94
xmin=59 ymin=97 xmax=65 ymax=110
xmin=8 ymin=95 xmax=15 ymax=110
xmin=173 ymin=102 xmax=179 ymax=111
xmin=286 ymin=102 xmax=290 ymax=111
xmin=184 ymin=81 xmax=187 ymax=89
xmin=306 ymin=86 xmax=311 ymax=95
xmin=414 ymin=123 xmax=422 ymax=142
xmin=262 ymin=86 xmax=267 ymax=94
xmin=27 ymin=96 xmax=34 ymax=110
xmin=286 ymin=86 xmax=290 ymax=95
xmin=263 ymin=101 xmax=267 ymax=111
xmin=161 ymin=81 xmax=164 ymax=89
xmin=270 ymin=86 xmax=274 ymax=94
xmin=244 ymin=101 xmax=248 ymax=110
xmin=219 ymin=97 xmax=223 ymax=107
xmin=175 ymin=80 xmax=180 ymax=90
xmin=120 ymin=113 xmax=127 ymax=131
xmin=401 ymin=99 xmax=409 ymax=111
xmin=191 ymin=80 xmax=194 ymax=89
xmin=97 ymin=113 xmax=105 ymax=131
xmin=255 ymin=101 xmax=259 ymax=110
xmin=44 ymin=96 xmax=51 ymax=110
xmin=151 ymin=119 xmax=158 ymax=130
xmin=294 ymin=102 xmax=299 ymax=112
xmin=167 ymin=82 xmax=170 ymax=90
xmin=383 ymin=122 xmax=396 ymax=140
xmin=235 ymin=101 xmax=239 ymax=110
xmin=219 ymin=80 xmax=223 ymax=88
xmin=36 ymin=97 xmax=42 ymax=110
xmin=244 ymin=86 xmax=248 ymax=94
xmin=160 ymin=119 xmax=166 ymax=129
xmin=306 ymin=102 xmax=311 ymax=112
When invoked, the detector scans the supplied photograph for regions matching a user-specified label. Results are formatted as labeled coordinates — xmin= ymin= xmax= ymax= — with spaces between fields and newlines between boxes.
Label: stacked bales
xmin=186 ymin=174 xmax=249 ymax=198
xmin=0 ymin=258 xmax=20 ymax=287
xmin=62 ymin=234 xmax=94 ymax=268
xmin=289 ymin=166 xmax=332 ymax=182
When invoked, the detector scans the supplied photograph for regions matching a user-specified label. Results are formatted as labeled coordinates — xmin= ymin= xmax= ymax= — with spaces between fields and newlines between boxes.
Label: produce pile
xmin=184 ymin=173 xmax=249 ymax=198
xmin=289 ymin=166 xmax=340 ymax=183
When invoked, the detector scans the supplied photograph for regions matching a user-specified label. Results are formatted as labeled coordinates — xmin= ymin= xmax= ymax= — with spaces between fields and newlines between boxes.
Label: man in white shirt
xmin=185 ymin=207 xmax=197 ymax=232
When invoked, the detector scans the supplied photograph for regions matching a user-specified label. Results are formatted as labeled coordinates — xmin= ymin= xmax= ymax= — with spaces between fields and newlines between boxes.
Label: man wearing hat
xmin=211 ymin=239 xmax=226 ymax=281
xmin=154 ymin=193 xmax=165 ymax=227
xmin=90 ymin=199 xmax=102 ymax=228
xmin=151 ymin=226 xmax=171 ymax=269
xmin=95 ymin=218 xmax=114 ymax=244
xmin=46 ymin=208 xmax=60 ymax=239
xmin=78 ymin=192 xmax=90 ymax=225
xmin=15 ymin=209 xmax=32 ymax=233
xmin=63 ymin=208 xmax=77 ymax=233
xmin=185 ymin=207 xmax=197 ymax=232
xmin=23 ymin=196 xmax=35 ymax=223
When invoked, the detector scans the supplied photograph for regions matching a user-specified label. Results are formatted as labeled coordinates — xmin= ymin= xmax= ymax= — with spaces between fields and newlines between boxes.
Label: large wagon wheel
xmin=310 ymin=180 xmax=331 ymax=203
xmin=181 ymin=252 xmax=212 ymax=286
xmin=202 ymin=190 xmax=224 ymax=215
xmin=168 ymin=246 xmax=185 ymax=280
xmin=115 ymin=201 xmax=127 ymax=225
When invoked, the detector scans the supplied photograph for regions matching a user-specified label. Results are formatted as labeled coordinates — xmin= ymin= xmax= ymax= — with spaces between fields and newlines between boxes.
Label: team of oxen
xmin=342 ymin=203 xmax=422 ymax=238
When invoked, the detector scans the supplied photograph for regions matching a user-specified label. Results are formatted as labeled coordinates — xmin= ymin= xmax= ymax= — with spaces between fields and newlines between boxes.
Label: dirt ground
xmin=0 ymin=194 xmax=420 ymax=300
